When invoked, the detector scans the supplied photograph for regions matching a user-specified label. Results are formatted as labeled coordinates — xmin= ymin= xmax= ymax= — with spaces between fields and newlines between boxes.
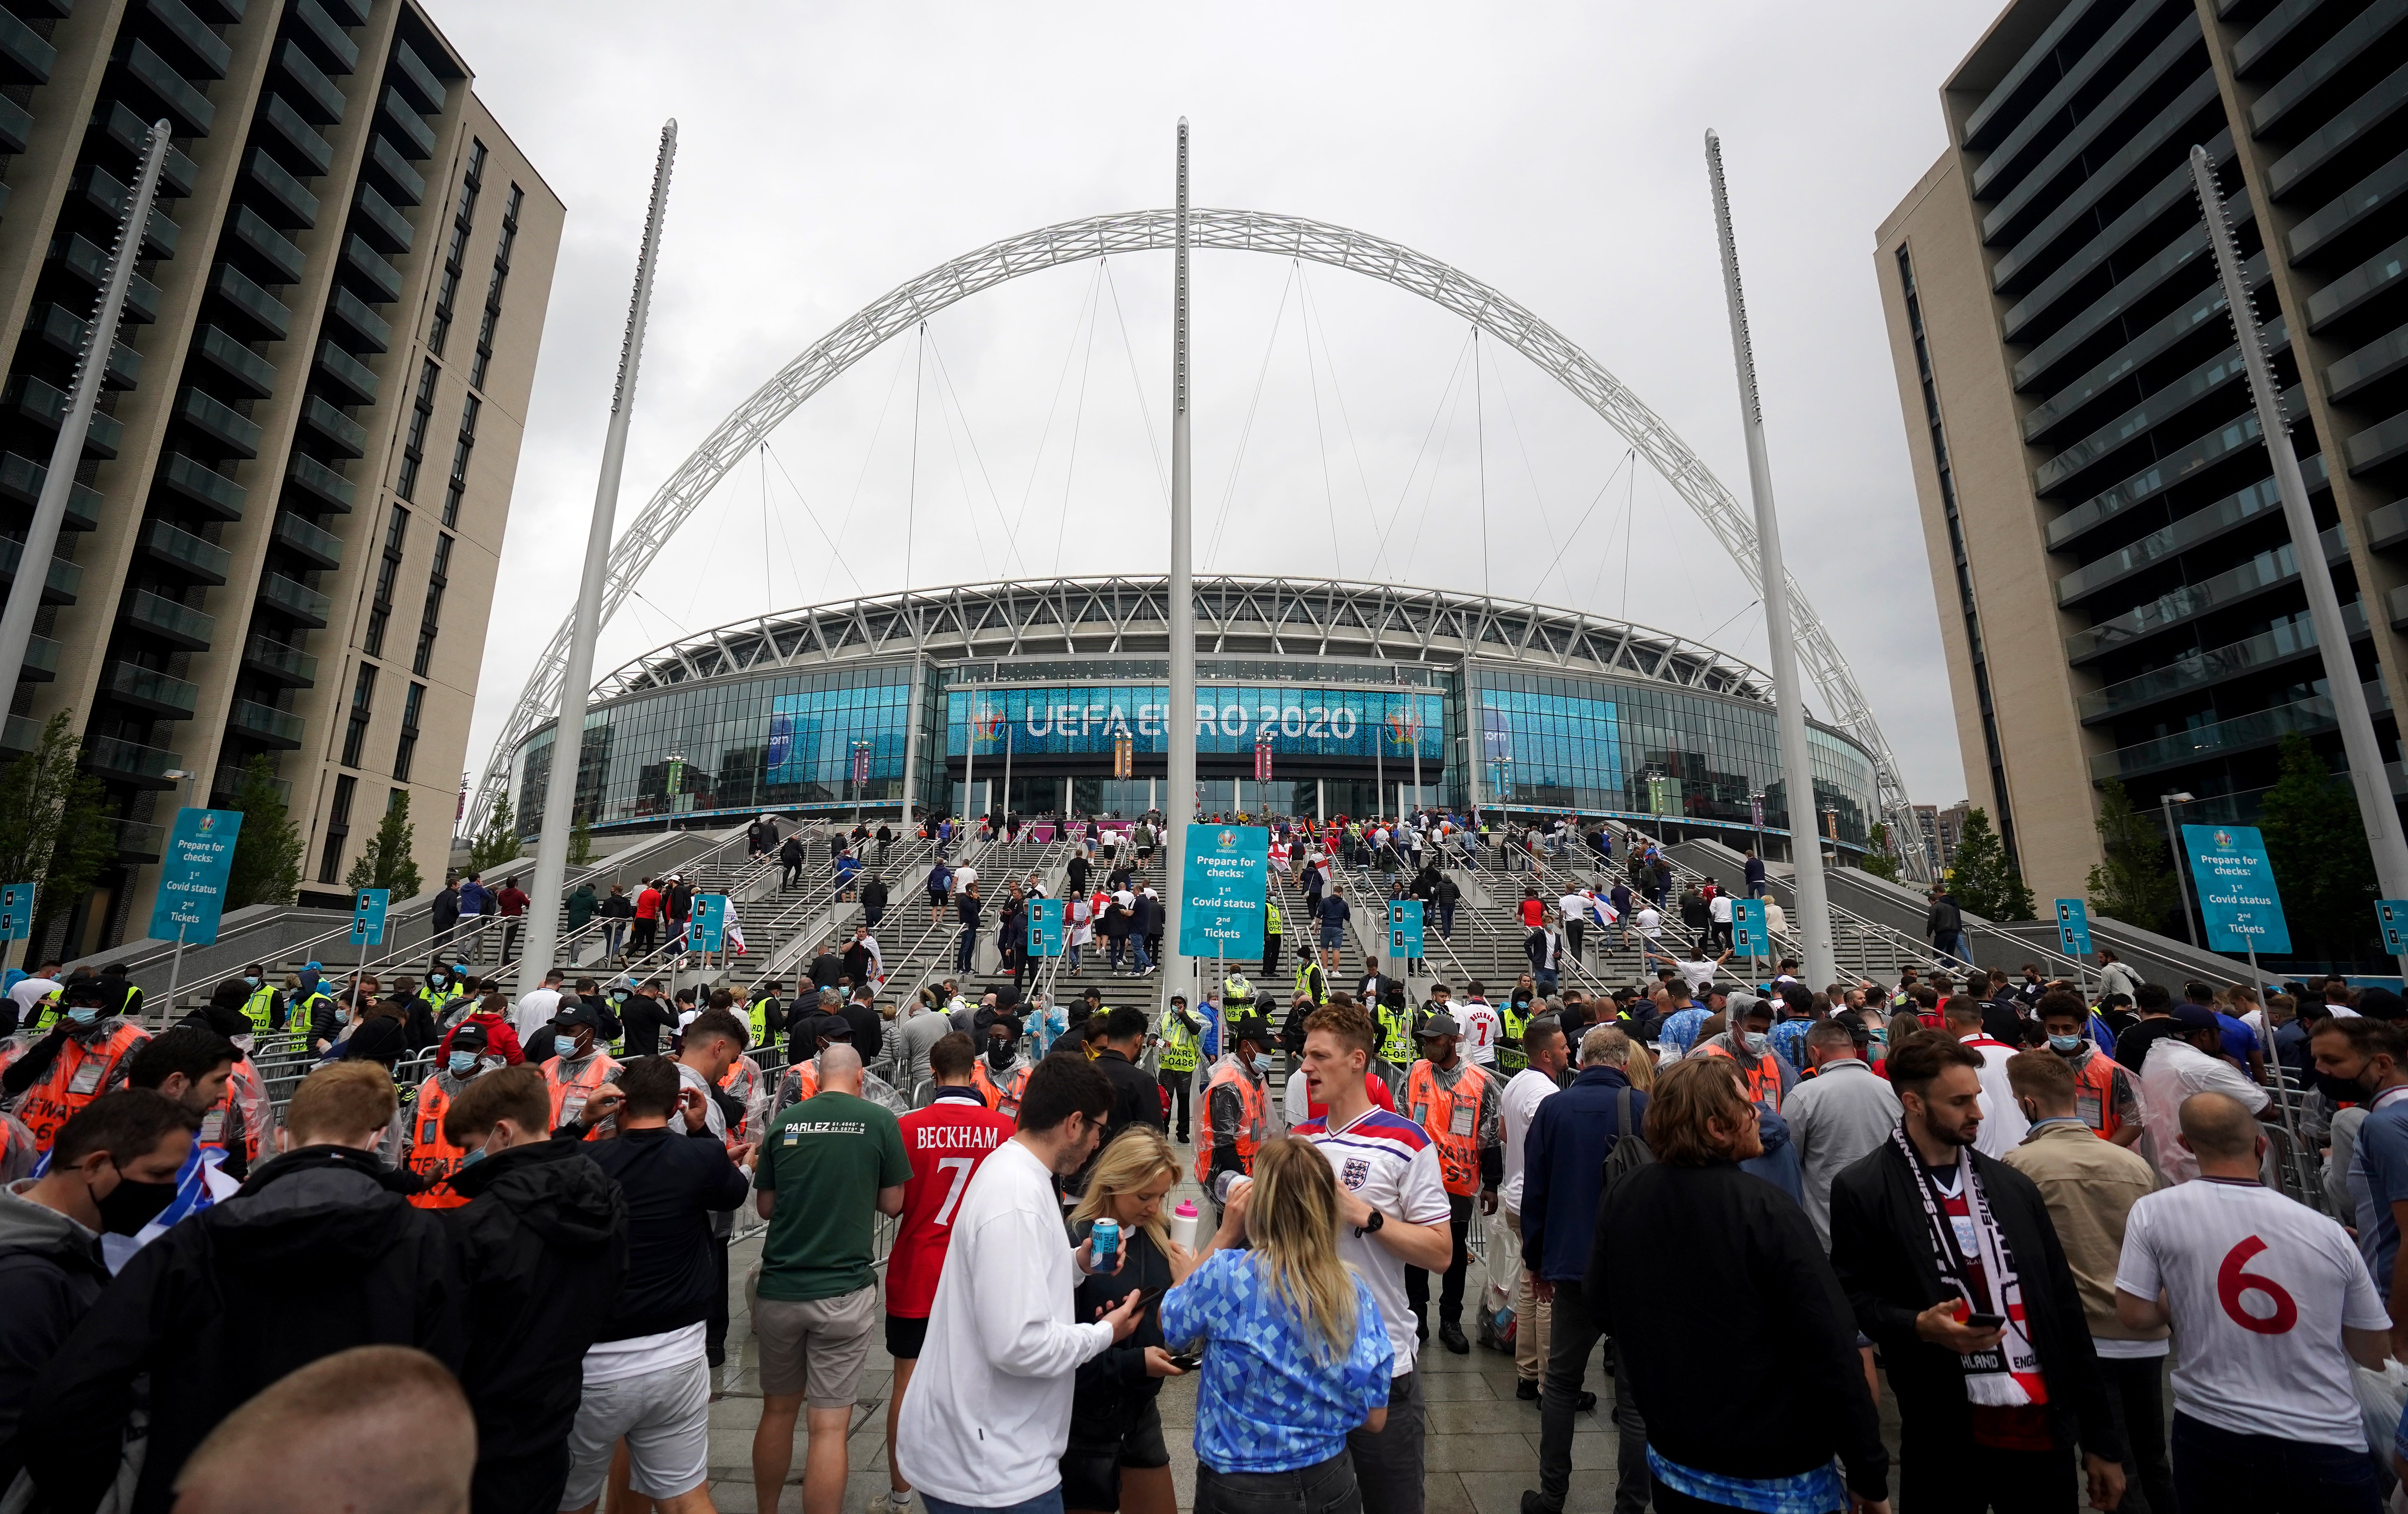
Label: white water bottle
xmin=1169 ymin=1199 xmax=1200 ymax=1252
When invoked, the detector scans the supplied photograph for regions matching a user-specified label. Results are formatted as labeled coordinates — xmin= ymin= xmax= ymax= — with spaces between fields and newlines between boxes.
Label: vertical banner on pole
xmin=0 ymin=882 xmax=33 ymax=941
xmin=1114 ymin=735 xmax=1134 ymax=781
xmin=2053 ymin=899 xmax=2093 ymax=958
xmin=2180 ymin=825 xmax=2291 ymax=954
xmin=1387 ymin=899 xmax=1424 ymax=962
xmin=1731 ymin=899 xmax=1769 ymax=956
xmin=1028 ymin=897 xmax=1064 ymax=956
xmin=2379 ymin=899 xmax=2408 ymax=955
xmin=1179 ymin=824 xmax=1267 ymax=958
xmin=350 ymin=888 xmax=391 ymax=946
xmin=851 ymin=745 xmax=871 ymax=785
xmin=1254 ymin=735 xmax=1271 ymax=785
xmin=691 ymin=893 xmax=728 ymax=952
xmin=149 ymin=808 xmax=244 ymax=945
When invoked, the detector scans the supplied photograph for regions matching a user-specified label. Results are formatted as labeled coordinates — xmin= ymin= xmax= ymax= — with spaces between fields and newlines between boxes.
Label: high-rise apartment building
xmin=1877 ymin=0 xmax=2408 ymax=905
xmin=0 ymin=0 xmax=559 ymax=949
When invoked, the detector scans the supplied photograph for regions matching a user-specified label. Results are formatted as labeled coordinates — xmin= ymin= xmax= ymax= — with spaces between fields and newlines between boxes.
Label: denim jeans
xmin=2171 ymin=1411 xmax=2380 ymax=1514
xmin=1132 ymin=936 xmax=1153 ymax=972
xmin=1536 ymin=1277 xmax=1647 ymax=1514
xmin=603 ymin=923 xmax=626 ymax=958
xmin=1195 ymin=1452 xmax=1360 ymax=1514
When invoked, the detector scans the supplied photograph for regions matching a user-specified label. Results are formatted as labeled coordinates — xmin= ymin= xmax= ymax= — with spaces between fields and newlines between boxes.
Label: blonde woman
xmin=1622 ymin=1038 xmax=1658 ymax=1092
xmin=1061 ymin=1127 xmax=1187 ymax=1514
xmin=1164 ymin=1136 xmax=1391 ymax=1514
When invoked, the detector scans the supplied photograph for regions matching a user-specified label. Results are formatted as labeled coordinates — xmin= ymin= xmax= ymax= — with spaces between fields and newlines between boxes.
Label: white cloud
xmin=436 ymin=0 xmax=1998 ymax=815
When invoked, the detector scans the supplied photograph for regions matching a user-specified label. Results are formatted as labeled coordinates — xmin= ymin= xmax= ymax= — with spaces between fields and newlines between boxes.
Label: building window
xmin=470 ymin=183 xmax=523 ymax=391
xmin=363 ymin=505 xmax=409 ymax=656
xmin=394 ymin=681 xmax=424 ymax=781
xmin=414 ymin=531 xmax=452 ymax=676
xmin=427 ymin=138 xmax=486 ymax=357
xmin=396 ymin=359 xmax=438 ymax=502
xmin=442 ymin=395 xmax=481 ymax=527
xmin=318 ymin=774 xmax=356 ymax=884
xmin=342 ymin=661 xmax=378 ymax=769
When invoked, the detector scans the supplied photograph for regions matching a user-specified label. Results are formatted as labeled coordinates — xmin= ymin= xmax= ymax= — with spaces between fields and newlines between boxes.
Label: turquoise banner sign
xmin=1387 ymin=899 xmax=1424 ymax=960
xmin=1179 ymin=824 xmax=1267 ymax=958
xmin=2181 ymin=824 xmax=2291 ymax=954
xmin=148 ymin=808 xmax=244 ymax=946
xmin=1028 ymin=897 xmax=1063 ymax=956
xmin=1731 ymin=897 xmax=1769 ymax=956
xmin=691 ymin=893 xmax=728 ymax=952
xmin=349 ymin=888 xmax=390 ymax=946
xmin=2054 ymin=898 xmax=2093 ymax=956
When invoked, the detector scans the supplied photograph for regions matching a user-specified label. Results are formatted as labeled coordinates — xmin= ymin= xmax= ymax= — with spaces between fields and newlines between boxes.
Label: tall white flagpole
xmin=523 ymin=122 xmax=677 ymax=983
xmin=1163 ymin=120 xmax=1198 ymax=1016
xmin=1705 ymin=131 xmax=1837 ymax=985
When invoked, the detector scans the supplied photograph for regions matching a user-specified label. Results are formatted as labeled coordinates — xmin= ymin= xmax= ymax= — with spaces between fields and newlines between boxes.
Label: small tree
xmin=1947 ymin=806 xmax=2036 ymax=922
xmin=569 ymin=815 xmax=596 ymax=867
xmin=0 ymin=712 xmax=120 ymax=948
xmin=468 ymin=791 xmax=519 ymax=873
xmin=346 ymin=792 xmax=423 ymax=898
xmin=1859 ymin=822 xmax=1900 ymax=882
xmin=2259 ymin=730 xmax=2378 ymax=959
xmin=224 ymin=755 xmax=303 ymax=910
xmin=2083 ymin=778 xmax=2179 ymax=933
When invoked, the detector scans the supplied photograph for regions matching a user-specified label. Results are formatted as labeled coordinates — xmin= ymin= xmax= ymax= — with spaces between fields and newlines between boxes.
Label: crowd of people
xmin=7 ymin=797 xmax=2408 ymax=1514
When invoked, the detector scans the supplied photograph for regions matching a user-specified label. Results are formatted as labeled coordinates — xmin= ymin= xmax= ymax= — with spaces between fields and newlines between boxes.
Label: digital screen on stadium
xmin=945 ymin=685 xmax=1445 ymax=760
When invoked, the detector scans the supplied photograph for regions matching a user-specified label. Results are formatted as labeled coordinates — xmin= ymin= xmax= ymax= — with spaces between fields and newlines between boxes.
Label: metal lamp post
xmin=1161 ymin=120 xmax=1199 ymax=1017
xmin=2159 ymin=790 xmax=2198 ymax=947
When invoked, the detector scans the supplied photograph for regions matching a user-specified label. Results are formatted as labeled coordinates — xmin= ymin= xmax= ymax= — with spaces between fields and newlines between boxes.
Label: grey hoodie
xmin=0 ymin=1179 xmax=109 ymax=1481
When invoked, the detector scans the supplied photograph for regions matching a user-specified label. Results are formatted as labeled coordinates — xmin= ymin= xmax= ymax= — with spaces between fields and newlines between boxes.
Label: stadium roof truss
xmin=474 ymin=208 xmax=1927 ymax=876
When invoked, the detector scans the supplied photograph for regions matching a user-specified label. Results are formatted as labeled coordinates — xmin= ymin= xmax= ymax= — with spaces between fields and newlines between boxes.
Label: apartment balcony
xmin=0 ymin=537 xmax=83 ymax=604
xmin=285 ymin=452 xmax=354 ymax=511
xmin=85 ymin=735 xmax=184 ymax=787
xmin=120 ymin=39 xmax=214 ymax=134
xmin=228 ymin=698 xmax=305 ymax=748
xmin=390 ymin=38 xmax=445 ymax=112
xmin=302 ymin=396 xmax=366 ymax=458
xmin=229 ymin=205 xmax=307 ymax=282
xmin=53 ymin=236 xmax=161 ymax=322
xmin=244 ymin=146 xmax=318 ymax=229
xmin=352 ymin=182 xmax=413 ymax=255
xmin=273 ymin=38 xmax=344 ymax=120
xmin=195 ymin=325 xmax=275 ymax=399
xmin=158 ymin=452 xmax=245 ymax=521
xmin=0 ymin=7 xmax=56 ymax=85
xmin=0 ymin=95 xmax=31 ymax=154
xmin=122 ymin=588 xmax=214 ymax=649
xmin=68 ymin=164 xmax=179 ymax=256
xmin=175 ymin=386 xmax=262 ymax=459
xmin=97 ymin=102 xmax=199 ymax=195
xmin=5 ymin=376 xmax=124 ymax=458
xmin=212 ymin=263 xmax=291 ymax=340
xmin=22 ymin=303 xmax=141 ymax=388
xmin=327 ymin=286 xmax=390 ymax=352
xmin=213 ymin=763 xmax=291 ymax=804
xmin=313 ymin=338 xmax=377 ymax=405
xmin=140 ymin=519 xmax=232 ymax=584
xmin=2089 ymin=682 xmax=2391 ymax=784
xmin=257 ymin=572 xmax=330 ymax=627
xmin=0 ymin=715 xmax=35 ymax=755
xmin=18 ymin=634 xmax=59 ymax=682
xmin=240 ymin=632 xmax=317 ymax=686
xmin=0 ymin=454 xmax=101 ymax=529
xmin=102 ymin=660 xmax=200 ymax=720
xmin=289 ymin=0 xmax=359 ymax=72
xmin=2078 ymin=600 xmax=2370 ymax=725
xmin=271 ymin=509 xmax=342 ymax=568
xmin=2350 ymin=410 xmax=2408 ymax=474
xmin=367 ymin=135 xmax=423 ymax=204
xmin=377 ymin=86 xmax=435 ymax=157
xmin=107 ymin=818 xmax=165 ymax=861
xmin=342 ymin=234 xmax=400 ymax=303
xmin=143 ymin=0 xmax=231 ymax=77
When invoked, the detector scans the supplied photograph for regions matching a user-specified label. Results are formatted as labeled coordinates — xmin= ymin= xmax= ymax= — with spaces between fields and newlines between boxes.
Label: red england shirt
xmin=888 ymin=1090 xmax=1019 ymax=1319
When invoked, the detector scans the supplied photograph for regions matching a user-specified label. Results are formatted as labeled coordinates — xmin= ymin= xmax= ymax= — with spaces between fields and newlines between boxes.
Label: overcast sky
xmin=434 ymin=0 xmax=2005 ymax=818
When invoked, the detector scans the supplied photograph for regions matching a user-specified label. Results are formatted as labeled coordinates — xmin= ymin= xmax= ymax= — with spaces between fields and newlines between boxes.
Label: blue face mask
xmin=1742 ymin=1032 xmax=1769 ymax=1054
xmin=65 ymin=1007 xmax=98 ymax=1027
xmin=242 ymin=975 xmax=259 ymax=988
xmin=429 ymin=973 xmax=446 ymax=988
xmin=448 ymin=1050 xmax=478 ymax=1076
xmin=555 ymin=1035 xmax=579 ymax=1059
xmin=2049 ymin=1034 xmax=2085 ymax=1054
xmin=461 ymin=1146 xmax=488 ymax=1168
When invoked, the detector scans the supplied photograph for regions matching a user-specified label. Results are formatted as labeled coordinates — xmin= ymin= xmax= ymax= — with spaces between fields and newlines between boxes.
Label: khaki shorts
xmin=752 ymin=1283 xmax=878 ymax=1407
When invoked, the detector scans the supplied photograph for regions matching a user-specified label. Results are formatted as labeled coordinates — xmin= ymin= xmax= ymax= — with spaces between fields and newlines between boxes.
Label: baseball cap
xmin=806 ymin=1013 xmax=853 ymax=1043
xmin=1419 ymin=1011 xmax=1462 ymax=1039
xmin=449 ymin=1022 xmax=490 ymax=1050
xmin=2171 ymin=1004 xmax=2221 ymax=1032
xmin=557 ymin=1002 xmax=603 ymax=1029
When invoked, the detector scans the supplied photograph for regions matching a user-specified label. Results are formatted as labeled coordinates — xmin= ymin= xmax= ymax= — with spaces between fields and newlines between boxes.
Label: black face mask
xmin=2314 ymin=1069 xmax=2371 ymax=1105
xmin=96 ymin=1172 xmax=179 ymax=1235
xmin=986 ymin=1042 xmax=1015 ymax=1070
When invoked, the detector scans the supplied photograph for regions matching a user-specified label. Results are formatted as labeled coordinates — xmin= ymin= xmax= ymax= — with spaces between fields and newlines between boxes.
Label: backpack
xmin=1600 ymin=1087 xmax=1654 ymax=1192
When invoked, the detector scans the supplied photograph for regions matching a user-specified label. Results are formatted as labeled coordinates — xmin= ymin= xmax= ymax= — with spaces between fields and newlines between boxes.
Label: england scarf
xmin=1890 ymin=1123 xmax=2046 ymax=1408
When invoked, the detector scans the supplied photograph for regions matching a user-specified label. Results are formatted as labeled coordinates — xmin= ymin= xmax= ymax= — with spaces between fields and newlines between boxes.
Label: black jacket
xmin=1094 ymin=1048 xmax=1163 ymax=1148
xmin=1827 ymin=1139 xmax=2123 ymax=1462
xmin=1591 ymin=1161 xmax=1889 ymax=1500
xmin=432 ymin=886 xmax=462 ymax=930
xmin=807 ymin=952 xmax=844 ymax=991
xmin=859 ymin=877 xmax=889 ymax=914
xmin=1067 ymin=1220 xmax=1173 ymax=1449
xmin=24 ymin=1146 xmax=464 ymax=1514
xmin=1925 ymin=897 xmax=1963 ymax=935
xmin=447 ymin=1138 xmax=630 ymax=1514
xmin=0 ymin=1186 xmax=110 ymax=1487
xmin=619 ymin=991 xmax=679 ymax=1059
xmin=581 ymin=1125 xmax=749 ymax=1343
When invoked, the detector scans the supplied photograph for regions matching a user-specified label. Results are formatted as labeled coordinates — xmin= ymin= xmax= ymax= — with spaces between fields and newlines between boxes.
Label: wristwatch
xmin=1354 ymin=1208 xmax=1385 ymax=1239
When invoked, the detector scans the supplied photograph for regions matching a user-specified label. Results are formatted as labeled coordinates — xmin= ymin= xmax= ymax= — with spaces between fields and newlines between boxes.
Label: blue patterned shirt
xmin=1769 ymin=1018 xmax=1813 ymax=1070
xmin=1159 ymin=1248 xmax=1393 ymax=1473
xmin=1659 ymin=1007 xmax=1709 ymax=1055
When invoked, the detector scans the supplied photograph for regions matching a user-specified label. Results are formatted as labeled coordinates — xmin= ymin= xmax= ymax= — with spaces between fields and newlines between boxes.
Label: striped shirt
xmin=1298 ymin=1106 xmax=1451 ymax=1372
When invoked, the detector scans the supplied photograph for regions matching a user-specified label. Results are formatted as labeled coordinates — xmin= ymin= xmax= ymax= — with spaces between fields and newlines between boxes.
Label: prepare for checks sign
xmin=1179 ymin=824 xmax=1267 ymax=958
xmin=2181 ymin=824 xmax=2292 ymax=954
xmin=147 ymin=808 xmax=244 ymax=946
xmin=2054 ymin=898 xmax=2093 ymax=956
xmin=1028 ymin=897 xmax=1064 ymax=956
xmin=350 ymin=889 xmax=390 ymax=946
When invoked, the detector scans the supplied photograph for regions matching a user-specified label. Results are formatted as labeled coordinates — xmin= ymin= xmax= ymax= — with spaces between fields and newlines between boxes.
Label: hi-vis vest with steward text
xmin=1157 ymin=1009 xmax=1200 ymax=1073
xmin=1375 ymin=1003 xmax=1417 ymax=1066
xmin=1497 ymin=1003 xmax=1532 ymax=1074
xmin=242 ymin=985 xmax=281 ymax=1033
xmin=1265 ymin=898 xmax=1283 ymax=935
xmin=1193 ymin=1059 xmax=1267 ymax=1185
xmin=1223 ymin=975 xmax=1254 ymax=1010
xmin=1406 ymin=1059 xmax=1491 ymax=1196
xmin=1293 ymin=961 xmax=1328 ymax=1006
xmin=406 ymin=1074 xmax=472 ymax=1209
xmin=17 ymin=1022 xmax=148 ymax=1151
xmin=542 ymin=1050 xmax=622 ymax=1131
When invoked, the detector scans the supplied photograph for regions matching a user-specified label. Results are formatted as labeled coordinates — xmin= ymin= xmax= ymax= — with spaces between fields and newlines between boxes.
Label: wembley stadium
xmin=505 ymin=574 xmax=1883 ymax=864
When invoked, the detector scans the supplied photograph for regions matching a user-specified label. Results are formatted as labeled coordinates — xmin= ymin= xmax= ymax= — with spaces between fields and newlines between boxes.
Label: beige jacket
xmin=2001 ymin=1119 xmax=2168 ymax=1345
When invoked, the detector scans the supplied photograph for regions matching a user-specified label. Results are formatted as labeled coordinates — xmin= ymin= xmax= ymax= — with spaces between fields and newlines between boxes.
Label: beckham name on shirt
xmin=914 ymin=1124 xmax=1005 ymax=1151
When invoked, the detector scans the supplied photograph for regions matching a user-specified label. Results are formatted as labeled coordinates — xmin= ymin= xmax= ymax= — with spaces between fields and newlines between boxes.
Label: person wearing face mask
xmin=25 ymin=1061 xmax=467 ymax=1514
xmin=441 ymin=1064 xmax=629 ymax=1514
xmin=81 ymin=1027 xmax=243 ymax=1257
xmin=1780 ymin=1017 xmax=1903 ymax=1252
xmin=0 ymin=1089 xmax=195 ymax=1490
xmin=1196 ymin=1014 xmax=1281 ymax=1223
xmin=2034 ymin=992 xmax=2142 ymax=1150
xmin=970 ymin=1017 xmax=1033 ymax=1119
xmin=539 ymin=1003 xmax=623 ymax=1134
xmin=3 ymin=979 xmax=152 ymax=1153
xmin=402 ymin=1022 xmax=496 ymax=1210
xmin=2310 ymin=1015 xmax=2408 ymax=1336
xmin=1401 ymin=1012 xmax=1499 ymax=1356
xmin=1694 ymin=996 xmax=1798 ymax=1111
xmin=236 ymin=963 xmax=286 ymax=1036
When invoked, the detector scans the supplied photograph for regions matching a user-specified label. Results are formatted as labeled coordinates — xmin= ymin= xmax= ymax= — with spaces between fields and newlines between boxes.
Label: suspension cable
xmin=1003 ymin=260 xmax=1105 ymax=555
xmin=1368 ymin=328 xmax=1472 ymax=581
xmin=1474 ymin=326 xmax=1489 ymax=597
xmin=1051 ymin=266 xmax=1105 ymax=574
xmin=905 ymin=320 xmax=925 ymax=588
xmin=1298 ymin=260 xmax=1346 ymax=576
xmin=761 ymin=440 xmax=864 ymax=592
xmin=1531 ymin=447 xmax=1635 ymax=599
xmin=1100 ymin=258 xmax=1169 ymax=503
xmin=1203 ymin=260 xmax=1298 ymax=569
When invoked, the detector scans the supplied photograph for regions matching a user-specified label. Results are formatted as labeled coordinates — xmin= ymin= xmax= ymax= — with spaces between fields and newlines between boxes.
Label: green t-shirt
xmin=756 ymin=1090 xmax=911 ymax=1302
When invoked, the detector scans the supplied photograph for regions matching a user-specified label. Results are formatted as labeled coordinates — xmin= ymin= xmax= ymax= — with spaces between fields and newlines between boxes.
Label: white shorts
xmin=561 ymin=1355 xmax=711 ymax=1505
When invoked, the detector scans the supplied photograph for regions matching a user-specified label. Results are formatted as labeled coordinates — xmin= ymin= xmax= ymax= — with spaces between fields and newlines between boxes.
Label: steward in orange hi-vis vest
xmin=9 ymin=993 xmax=150 ymax=1152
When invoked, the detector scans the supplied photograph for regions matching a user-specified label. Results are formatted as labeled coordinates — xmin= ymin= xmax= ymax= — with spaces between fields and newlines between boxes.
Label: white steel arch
xmin=472 ymin=208 xmax=1928 ymax=873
